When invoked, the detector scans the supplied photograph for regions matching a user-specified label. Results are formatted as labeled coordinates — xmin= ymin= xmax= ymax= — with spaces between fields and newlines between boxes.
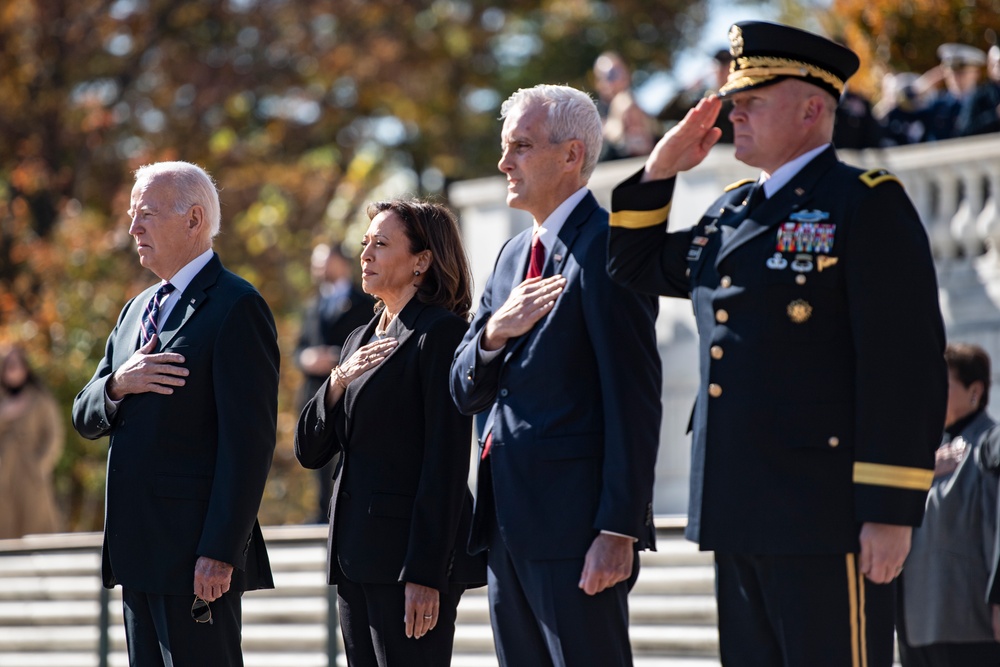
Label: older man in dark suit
xmin=450 ymin=84 xmax=662 ymax=667
xmin=607 ymin=21 xmax=946 ymax=667
xmin=72 ymin=161 xmax=279 ymax=666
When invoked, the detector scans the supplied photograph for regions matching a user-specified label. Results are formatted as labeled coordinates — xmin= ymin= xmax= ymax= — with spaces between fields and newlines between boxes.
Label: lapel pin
xmin=553 ymin=254 xmax=563 ymax=262
xmin=795 ymin=188 xmax=805 ymax=196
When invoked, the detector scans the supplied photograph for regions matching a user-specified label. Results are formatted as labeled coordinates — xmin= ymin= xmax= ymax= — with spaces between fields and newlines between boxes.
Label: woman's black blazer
xmin=295 ymin=298 xmax=485 ymax=591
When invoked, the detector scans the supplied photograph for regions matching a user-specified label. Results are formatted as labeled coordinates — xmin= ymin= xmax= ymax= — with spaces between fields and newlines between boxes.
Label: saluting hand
xmin=482 ymin=275 xmax=566 ymax=352
xmin=106 ymin=335 xmax=188 ymax=401
xmin=642 ymin=95 xmax=723 ymax=183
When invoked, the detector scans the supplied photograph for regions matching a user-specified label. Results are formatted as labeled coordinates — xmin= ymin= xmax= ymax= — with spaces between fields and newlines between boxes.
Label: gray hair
xmin=500 ymin=84 xmax=604 ymax=181
xmin=134 ymin=161 xmax=221 ymax=238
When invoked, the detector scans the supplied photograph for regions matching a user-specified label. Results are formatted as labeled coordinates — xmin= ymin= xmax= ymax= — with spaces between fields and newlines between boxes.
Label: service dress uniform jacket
xmin=903 ymin=410 xmax=998 ymax=646
xmin=72 ymin=254 xmax=278 ymax=595
xmin=608 ymin=146 xmax=947 ymax=555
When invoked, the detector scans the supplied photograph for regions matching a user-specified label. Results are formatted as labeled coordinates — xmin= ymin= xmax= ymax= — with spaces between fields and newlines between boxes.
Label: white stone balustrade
xmin=450 ymin=133 xmax=1000 ymax=516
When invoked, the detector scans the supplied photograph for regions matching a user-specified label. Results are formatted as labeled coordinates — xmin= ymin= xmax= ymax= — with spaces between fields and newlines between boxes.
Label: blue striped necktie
xmin=140 ymin=283 xmax=175 ymax=345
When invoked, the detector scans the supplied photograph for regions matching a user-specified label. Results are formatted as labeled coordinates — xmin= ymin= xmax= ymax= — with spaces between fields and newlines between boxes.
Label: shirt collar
xmin=760 ymin=143 xmax=830 ymax=199
xmin=163 ymin=248 xmax=214 ymax=295
xmin=533 ymin=187 xmax=589 ymax=253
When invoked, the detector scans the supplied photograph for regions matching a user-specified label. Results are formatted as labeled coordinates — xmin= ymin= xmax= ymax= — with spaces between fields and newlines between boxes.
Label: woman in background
xmin=0 ymin=345 xmax=64 ymax=539
xmin=897 ymin=343 xmax=1000 ymax=666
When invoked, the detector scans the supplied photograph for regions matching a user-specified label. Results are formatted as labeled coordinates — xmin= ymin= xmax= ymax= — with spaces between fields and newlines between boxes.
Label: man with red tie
xmin=450 ymin=84 xmax=661 ymax=666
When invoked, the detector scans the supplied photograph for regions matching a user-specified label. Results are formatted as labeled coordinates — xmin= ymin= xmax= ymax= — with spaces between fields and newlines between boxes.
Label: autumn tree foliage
xmin=0 ymin=0 xmax=707 ymax=529
xmin=825 ymin=0 xmax=1000 ymax=97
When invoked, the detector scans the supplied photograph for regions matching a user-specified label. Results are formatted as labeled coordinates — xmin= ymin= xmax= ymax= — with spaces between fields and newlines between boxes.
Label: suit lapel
xmin=156 ymin=254 xmax=224 ymax=350
xmin=503 ymin=193 xmax=597 ymax=363
xmin=343 ymin=299 xmax=426 ymax=431
xmin=715 ymin=147 xmax=839 ymax=267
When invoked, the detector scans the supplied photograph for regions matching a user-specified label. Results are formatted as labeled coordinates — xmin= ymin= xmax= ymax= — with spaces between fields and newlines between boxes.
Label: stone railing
xmin=449 ymin=133 xmax=1000 ymax=515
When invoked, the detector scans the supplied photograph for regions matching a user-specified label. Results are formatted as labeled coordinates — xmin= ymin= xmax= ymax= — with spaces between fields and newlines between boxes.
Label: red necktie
xmin=526 ymin=232 xmax=545 ymax=279
xmin=482 ymin=233 xmax=546 ymax=460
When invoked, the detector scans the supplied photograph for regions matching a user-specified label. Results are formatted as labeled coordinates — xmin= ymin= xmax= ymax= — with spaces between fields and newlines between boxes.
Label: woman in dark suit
xmin=295 ymin=198 xmax=484 ymax=666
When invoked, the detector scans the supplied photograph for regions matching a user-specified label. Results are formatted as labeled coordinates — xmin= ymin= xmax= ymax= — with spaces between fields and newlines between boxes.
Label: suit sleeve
xmin=71 ymin=297 xmax=139 ymax=439
xmin=583 ymin=219 xmax=663 ymax=549
xmin=845 ymin=179 xmax=946 ymax=526
xmin=294 ymin=326 xmax=367 ymax=469
xmin=197 ymin=291 xmax=279 ymax=570
xmin=608 ymin=169 xmax=695 ymax=298
xmin=401 ymin=316 xmax=474 ymax=590
xmin=450 ymin=244 xmax=510 ymax=416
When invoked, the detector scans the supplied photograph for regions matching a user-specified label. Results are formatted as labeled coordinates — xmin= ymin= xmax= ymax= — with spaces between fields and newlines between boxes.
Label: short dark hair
xmin=365 ymin=199 xmax=473 ymax=319
xmin=1 ymin=346 xmax=43 ymax=393
xmin=945 ymin=343 xmax=991 ymax=410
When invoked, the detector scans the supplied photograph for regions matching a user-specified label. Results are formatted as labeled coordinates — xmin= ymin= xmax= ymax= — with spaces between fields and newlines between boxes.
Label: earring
xmin=971 ymin=394 xmax=978 ymax=406
xmin=413 ymin=270 xmax=421 ymax=276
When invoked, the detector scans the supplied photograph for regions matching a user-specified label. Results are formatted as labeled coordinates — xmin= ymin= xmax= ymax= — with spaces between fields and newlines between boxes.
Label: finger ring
xmin=360 ymin=355 xmax=369 ymax=363
xmin=423 ymin=614 xmax=433 ymax=619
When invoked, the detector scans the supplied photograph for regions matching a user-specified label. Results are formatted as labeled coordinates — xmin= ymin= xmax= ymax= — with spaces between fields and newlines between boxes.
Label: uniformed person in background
xmin=606 ymin=21 xmax=947 ymax=667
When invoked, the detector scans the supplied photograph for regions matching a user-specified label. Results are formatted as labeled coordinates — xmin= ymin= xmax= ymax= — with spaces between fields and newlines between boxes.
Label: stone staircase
xmin=0 ymin=523 xmax=721 ymax=667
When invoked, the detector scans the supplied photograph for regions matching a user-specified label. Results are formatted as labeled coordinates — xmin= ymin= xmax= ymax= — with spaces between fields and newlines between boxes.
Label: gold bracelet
xmin=331 ymin=366 xmax=349 ymax=390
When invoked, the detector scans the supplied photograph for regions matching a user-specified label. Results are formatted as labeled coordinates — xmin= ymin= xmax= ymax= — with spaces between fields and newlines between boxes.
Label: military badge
xmin=687 ymin=246 xmax=703 ymax=261
xmin=817 ymin=255 xmax=838 ymax=272
xmin=693 ymin=236 xmax=710 ymax=246
xmin=766 ymin=252 xmax=788 ymax=270
xmin=791 ymin=254 xmax=814 ymax=273
xmin=787 ymin=299 xmax=813 ymax=324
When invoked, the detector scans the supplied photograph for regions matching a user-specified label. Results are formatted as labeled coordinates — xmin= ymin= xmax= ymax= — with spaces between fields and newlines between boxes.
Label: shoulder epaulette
xmin=859 ymin=168 xmax=901 ymax=188
xmin=724 ymin=178 xmax=756 ymax=192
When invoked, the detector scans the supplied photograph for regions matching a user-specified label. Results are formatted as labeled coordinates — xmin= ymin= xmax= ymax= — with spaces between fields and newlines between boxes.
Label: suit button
xmin=720 ymin=276 xmax=732 ymax=288
xmin=710 ymin=345 xmax=724 ymax=360
xmin=499 ymin=388 xmax=509 ymax=397
xmin=709 ymin=383 xmax=723 ymax=398
xmin=466 ymin=367 xmax=474 ymax=381
xmin=715 ymin=309 xmax=729 ymax=323
xmin=685 ymin=268 xmax=691 ymax=278
xmin=828 ymin=436 xmax=840 ymax=448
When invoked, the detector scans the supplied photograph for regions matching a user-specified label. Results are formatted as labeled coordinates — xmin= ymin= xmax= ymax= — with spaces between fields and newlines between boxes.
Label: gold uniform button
xmin=720 ymin=276 xmax=732 ymax=288
xmin=828 ymin=436 xmax=840 ymax=448
xmin=709 ymin=383 xmax=723 ymax=398
xmin=715 ymin=309 xmax=729 ymax=323
xmin=710 ymin=345 xmax=724 ymax=360
xmin=796 ymin=274 xmax=807 ymax=285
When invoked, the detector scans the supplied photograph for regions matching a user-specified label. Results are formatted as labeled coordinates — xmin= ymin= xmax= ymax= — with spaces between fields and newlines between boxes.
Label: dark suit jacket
xmin=72 ymin=254 xmax=278 ymax=594
xmin=450 ymin=192 xmax=662 ymax=561
xmin=295 ymin=283 xmax=373 ymax=408
xmin=975 ymin=423 xmax=1000 ymax=604
xmin=295 ymin=299 xmax=485 ymax=591
xmin=609 ymin=147 xmax=947 ymax=554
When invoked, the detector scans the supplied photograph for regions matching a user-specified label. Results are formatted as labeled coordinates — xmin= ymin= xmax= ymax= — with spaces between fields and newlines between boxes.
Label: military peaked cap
xmin=718 ymin=21 xmax=860 ymax=100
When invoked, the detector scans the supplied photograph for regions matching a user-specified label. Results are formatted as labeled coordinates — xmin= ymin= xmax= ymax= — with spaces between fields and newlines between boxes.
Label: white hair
xmin=134 ymin=161 xmax=221 ymax=238
xmin=500 ymin=84 xmax=604 ymax=180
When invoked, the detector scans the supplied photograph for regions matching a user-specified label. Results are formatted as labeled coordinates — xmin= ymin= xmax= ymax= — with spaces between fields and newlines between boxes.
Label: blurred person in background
xmin=295 ymin=198 xmax=485 ymax=666
xmin=593 ymin=51 xmax=661 ymax=160
xmin=876 ymin=72 xmax=933 ymax=146
xmin=295 ymin=241 xmax=373 ymax=523
xmin=897 ymin=343 xmax=1000 ymax=666
xmin=923 ymin=43 xmax=987 ymax=141
xmin=958 ymin=45 xmax=1000 ymax=137
xmin=0 ymin=345 xmax=64 ymax=539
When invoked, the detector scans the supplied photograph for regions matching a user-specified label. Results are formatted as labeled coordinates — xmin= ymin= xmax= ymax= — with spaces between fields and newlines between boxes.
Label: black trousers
xmin=486 ymin=520 xmax=637 ymax=667
xmin=122 ymin=587 xmax=243 ymax=667
xmin=335 ymin=563 xmax=464 ymax=667
xmin=715 ymin=552 xmax=895 ymax=667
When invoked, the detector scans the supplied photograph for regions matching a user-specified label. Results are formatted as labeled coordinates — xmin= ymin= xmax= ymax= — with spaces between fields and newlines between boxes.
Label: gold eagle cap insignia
xmin=729 ymin=25 xmax=744 ymax=58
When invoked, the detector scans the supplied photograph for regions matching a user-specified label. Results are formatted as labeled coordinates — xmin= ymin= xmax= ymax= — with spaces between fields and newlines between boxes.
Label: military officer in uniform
xmin=607 ymin=21 xmax=947 ymax=667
